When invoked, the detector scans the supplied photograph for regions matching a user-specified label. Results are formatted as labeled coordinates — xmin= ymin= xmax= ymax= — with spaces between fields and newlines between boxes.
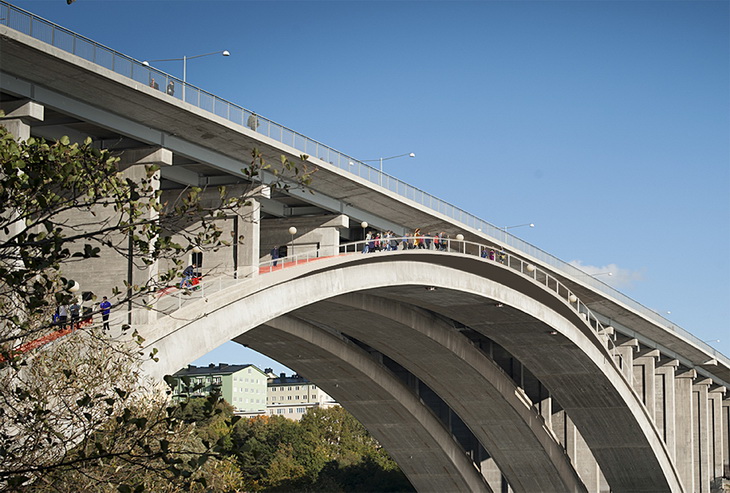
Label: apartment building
xmin=170 ymin=363 xmax=267 ymax=414
xmin=266 ymin=370 xmax=337 ymax=421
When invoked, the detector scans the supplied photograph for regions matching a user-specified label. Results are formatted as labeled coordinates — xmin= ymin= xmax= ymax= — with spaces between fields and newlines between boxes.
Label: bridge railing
xmin=0 ymin=1 xmax=724 ymax=362
xmin=337 ymin=237 xmax=621 ymax=363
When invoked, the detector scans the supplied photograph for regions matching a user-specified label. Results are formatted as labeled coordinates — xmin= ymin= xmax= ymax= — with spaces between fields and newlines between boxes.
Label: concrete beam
xmin=115 ymin=146 xmax=173 ymax=169
xmin=0 ymin=99 xmax=43 ymax=121
xmin=160 ymin=166 xmax=200 ymax=187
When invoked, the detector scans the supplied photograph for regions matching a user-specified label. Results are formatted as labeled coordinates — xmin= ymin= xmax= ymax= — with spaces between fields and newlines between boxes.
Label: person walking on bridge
xmin=271 ymin=246 xmax=280 ymax=266
xmin=99 ymin=296 xmax=112 ymax=331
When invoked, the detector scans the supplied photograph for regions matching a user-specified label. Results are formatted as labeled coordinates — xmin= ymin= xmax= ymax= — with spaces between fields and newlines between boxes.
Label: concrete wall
xmin=259 ymin=214 xmax=348 ymax=261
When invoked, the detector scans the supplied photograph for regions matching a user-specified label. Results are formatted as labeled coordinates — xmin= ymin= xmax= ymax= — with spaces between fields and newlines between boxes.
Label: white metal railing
xmin=0 ymin=0 xmax=724 ymax=362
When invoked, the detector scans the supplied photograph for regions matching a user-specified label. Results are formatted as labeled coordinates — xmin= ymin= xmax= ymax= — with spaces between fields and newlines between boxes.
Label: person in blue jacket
xmin=99 ymin=296 xmax=112 ymax=331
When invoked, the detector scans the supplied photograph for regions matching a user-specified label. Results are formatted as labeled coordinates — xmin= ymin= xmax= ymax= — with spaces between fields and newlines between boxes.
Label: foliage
xmin=0 ymin=124 xmax=313 ymax=491
xmin=226 ymin=407 xmax=414 ymax=492
xmin=19 ymin=391 xmax=245 ymax=493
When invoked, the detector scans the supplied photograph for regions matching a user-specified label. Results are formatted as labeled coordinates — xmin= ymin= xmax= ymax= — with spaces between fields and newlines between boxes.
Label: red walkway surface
xmin=259 ymin=255 xmax=334 ymax=274
xmin=1 ymin=319 xmax=92 ymax=362
xmin=8 ymin=256 xmax=336 ymax=361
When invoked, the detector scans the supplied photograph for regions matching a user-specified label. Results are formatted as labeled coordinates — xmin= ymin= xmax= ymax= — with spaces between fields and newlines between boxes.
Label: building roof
xmin=173 ymin=363 xmax=265 ymax=377
xmin=268 ymin=373 xmax=312 ymax=385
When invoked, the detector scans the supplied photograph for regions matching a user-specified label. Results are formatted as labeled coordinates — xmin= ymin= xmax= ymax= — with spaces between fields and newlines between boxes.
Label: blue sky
xmin=12 ymin=0 xmax=729 ymax=368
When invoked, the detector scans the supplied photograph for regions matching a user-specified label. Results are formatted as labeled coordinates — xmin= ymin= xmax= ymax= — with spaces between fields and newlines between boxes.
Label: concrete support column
xmin=655 ymin=359 xmax=679 ymax=460
xmin=117 ymin=149 xmax=169 ymax=326
xmin=552 ymin=409 xmax=601 ymax=492
xmin=616 ymin=337 xmax=638 ymax=384
xmin=708 ymin=386 xmax=726 ymax=481
xmin=237 ymin=195 xmax=260 ymax=279
xmin=0 ymin=102 xmax=44 ymax=251
xmin=675 ymin=368 xmax=697 ymax=491
xmin=693 ymin=378 xmax=712 ymax=491
xmin=537 ymin=383 xmax=553 ymax=431
xmin=633 ymin=348 xmax=660 ymax=422
xmin=722 ymin=397 xmax=730 ymax=479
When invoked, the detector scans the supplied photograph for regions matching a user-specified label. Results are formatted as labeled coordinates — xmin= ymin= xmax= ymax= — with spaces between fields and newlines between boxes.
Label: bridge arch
xmin=142 ymin=252 xmax=684 ymax=492
xmin=242 ymin=315 xmax=492 ymax=493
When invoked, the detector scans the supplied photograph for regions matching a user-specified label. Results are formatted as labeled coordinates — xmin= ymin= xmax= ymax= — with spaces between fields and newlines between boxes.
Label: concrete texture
xmin=140 ymin=253 xmax=684 ymax=492
xmin=239 ymin=316 xmax=492 ymax=493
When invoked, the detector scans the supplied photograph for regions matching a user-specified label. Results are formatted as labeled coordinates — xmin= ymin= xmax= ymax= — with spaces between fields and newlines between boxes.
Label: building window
xmin=288 ymin=396 xmax=291 ymax=400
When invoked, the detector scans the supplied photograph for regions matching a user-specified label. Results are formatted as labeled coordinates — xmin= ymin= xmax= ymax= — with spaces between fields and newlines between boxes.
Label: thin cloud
xmin=568 ymin=260 xmax=644 ymax=289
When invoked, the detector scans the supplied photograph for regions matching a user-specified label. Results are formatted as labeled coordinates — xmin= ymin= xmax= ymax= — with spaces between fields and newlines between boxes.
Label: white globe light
xmin=568 ymin=294 xmax=578 ymax=303
xmin=361 ymin=221 xmax=368 ymax=229
xmin=288 ymin=226 xmax=297 ymax=235
xmin=455 ymin=234 xmax=464 ymax=241
xmin=526 ymin=264 xmax=535 ymax=272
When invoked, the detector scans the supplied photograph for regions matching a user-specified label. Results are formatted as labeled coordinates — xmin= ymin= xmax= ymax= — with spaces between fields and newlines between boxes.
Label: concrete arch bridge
xmin=0 ymin=8 xmax=727 ymax=491
xmin=140 ymin=241 xmax=728 ymax=493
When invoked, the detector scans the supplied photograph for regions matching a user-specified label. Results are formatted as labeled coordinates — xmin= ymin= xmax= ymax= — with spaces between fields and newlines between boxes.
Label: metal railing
xmin=0 ymin=0 xmax=724 ymax=362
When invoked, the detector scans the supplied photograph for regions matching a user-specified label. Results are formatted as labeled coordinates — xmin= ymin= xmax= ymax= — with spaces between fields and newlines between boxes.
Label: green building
xmin=171 ymin=363 xmax=267 ymax=413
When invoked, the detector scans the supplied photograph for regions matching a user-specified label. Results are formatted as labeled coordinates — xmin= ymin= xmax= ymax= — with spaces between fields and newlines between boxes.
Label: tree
xmin=0 ymin=124 xmax=314 ymax=490
xmin=224 ymin=408 xmax=413 ymax=492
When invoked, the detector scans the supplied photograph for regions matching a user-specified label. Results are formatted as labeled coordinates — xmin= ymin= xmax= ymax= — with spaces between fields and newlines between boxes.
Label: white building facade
xmin=265 ymin=371 xmax=338 ymax=420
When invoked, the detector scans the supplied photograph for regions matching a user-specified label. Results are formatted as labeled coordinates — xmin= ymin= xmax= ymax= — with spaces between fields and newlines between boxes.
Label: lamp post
xmin=143 ymin=50 xmax=230 ymax=101
xmin=362 ymin=152 xmax=415 ymax=186
xmin=502 ymin=223 xmax=535 ymax=231
xmin=360 ymin=222 xmax=368 ymax=251
xmin=288 ymin=227 xmax=297 ymax=258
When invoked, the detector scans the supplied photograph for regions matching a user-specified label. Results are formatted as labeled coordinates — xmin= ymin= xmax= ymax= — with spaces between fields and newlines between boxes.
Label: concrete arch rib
xmin=141 ymin=254 xmax=683 ymax=492
xmin=289 ymin=293 xmax=587 ymax=493
xmin=239 ymin=315 xmax=492 ymax=493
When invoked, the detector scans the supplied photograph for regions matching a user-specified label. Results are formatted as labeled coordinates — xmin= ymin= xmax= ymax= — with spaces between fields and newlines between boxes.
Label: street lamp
xmin=362 ymin=152 xmax=415 ymax=186
xmin=502 ymin=223 xmax=535 ymax=231
xmin=143 ymin=50 xmax=230 ymax=100
xmin=455 ymin=233 xmax=464 ymax=254
xmin=288 ymin=226 xmax=297 ymax=258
